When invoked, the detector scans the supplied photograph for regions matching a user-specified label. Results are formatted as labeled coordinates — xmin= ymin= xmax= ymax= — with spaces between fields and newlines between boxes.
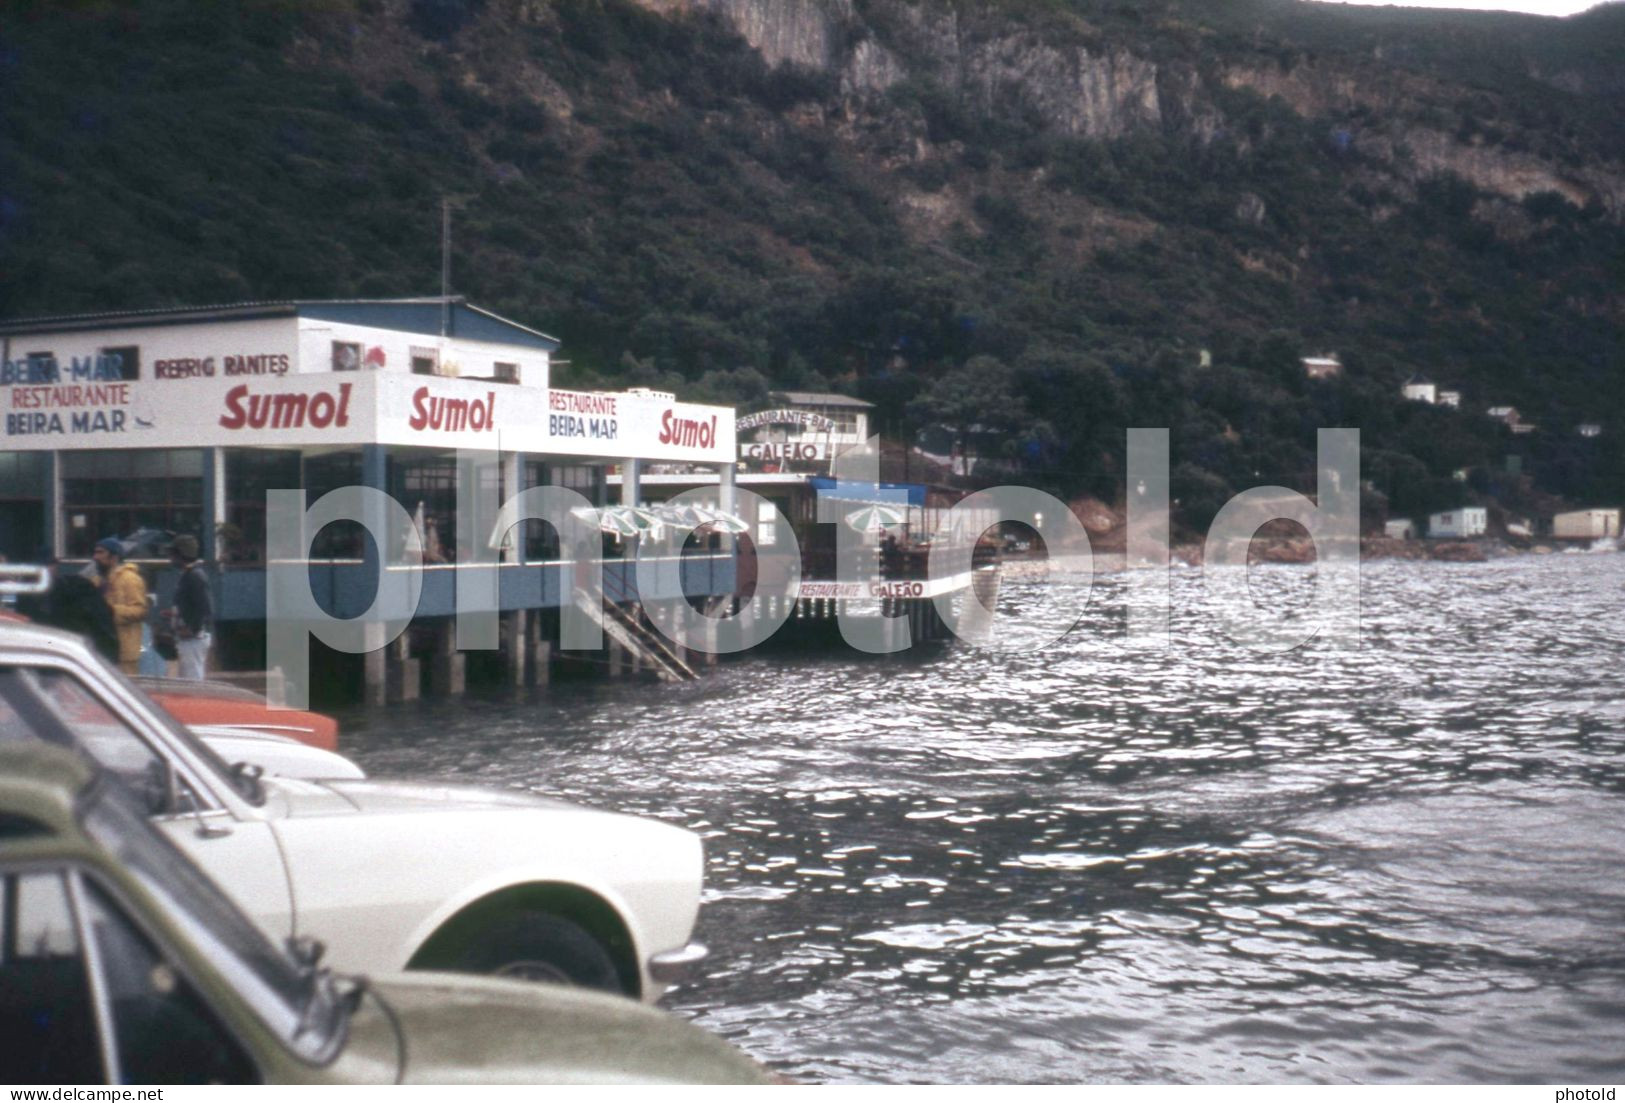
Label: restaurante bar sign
xmin=736 ymin=409 xmax=835 ymax=433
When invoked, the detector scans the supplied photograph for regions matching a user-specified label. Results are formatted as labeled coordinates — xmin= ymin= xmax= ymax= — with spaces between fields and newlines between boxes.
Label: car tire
xmin=443 ymin=911 xmax=625 ymax=994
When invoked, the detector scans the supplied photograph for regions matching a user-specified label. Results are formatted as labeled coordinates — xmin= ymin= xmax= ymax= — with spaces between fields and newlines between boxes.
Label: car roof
xmin=0 ymin=743 xmax=96 ymax=843
xmin=0 ymin=618 xmax=106 ymax=666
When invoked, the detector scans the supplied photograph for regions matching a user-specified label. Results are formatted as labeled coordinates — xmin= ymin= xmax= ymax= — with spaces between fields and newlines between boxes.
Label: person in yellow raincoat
xmin=92 ymin=537 xmax=149 ymax=675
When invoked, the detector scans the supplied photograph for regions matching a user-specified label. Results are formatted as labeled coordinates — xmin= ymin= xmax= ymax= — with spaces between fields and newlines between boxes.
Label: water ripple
xmin=341 ymin=554 xmax=1625 ymax=1082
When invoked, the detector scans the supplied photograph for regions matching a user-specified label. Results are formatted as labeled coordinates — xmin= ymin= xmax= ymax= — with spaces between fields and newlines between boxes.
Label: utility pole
xmin=439 ymin=197 xmax=452 ymax=341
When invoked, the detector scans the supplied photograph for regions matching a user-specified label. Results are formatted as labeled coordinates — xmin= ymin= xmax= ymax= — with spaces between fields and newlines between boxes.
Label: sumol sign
xmin=263 ymin=430 xmax=1362 ymax=709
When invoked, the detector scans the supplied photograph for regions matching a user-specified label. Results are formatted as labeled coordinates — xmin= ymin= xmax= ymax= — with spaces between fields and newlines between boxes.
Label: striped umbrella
xmin=571 ymin=505 xmax=641 ymax=539
xmin=655 ymin=502 xmax=752 ymax=535
xmin=617 ymin=505 xmax=668 ymax=539
xmin=844 ymin=504 xmax=907 ymax=533
xmin=691 ymin=506 xmax=752 ymax=534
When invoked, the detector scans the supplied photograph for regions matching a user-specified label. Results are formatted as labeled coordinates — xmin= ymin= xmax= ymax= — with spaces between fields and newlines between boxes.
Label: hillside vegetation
xmin=3 ymin=0 xmax=1623 ymax=525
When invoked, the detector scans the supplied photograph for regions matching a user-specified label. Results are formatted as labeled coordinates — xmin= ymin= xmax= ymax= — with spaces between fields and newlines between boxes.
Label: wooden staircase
xmin=572 ymin=590 xmax=698 ymax=682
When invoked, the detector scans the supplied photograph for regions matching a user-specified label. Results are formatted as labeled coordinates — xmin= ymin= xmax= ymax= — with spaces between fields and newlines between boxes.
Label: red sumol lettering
xmin=219 ymin=384 xmax=249 ymax=429
xmin=309 ymin=391 xmax=336 ymax=428
xmin=271 ymin=392 xmax=309 ymax=429
xmin=336 ymin=382 xmax=352 ymax=426
xmin=658 ymin=409 xmax=674 ymax=445
xmin=409 ymin=386 xmax=431 ymax=431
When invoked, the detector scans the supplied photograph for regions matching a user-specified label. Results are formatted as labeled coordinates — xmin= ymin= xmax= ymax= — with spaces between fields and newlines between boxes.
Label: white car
xmin=193 ymin=722 xmax=368 ymax=779
xmin=0 ymin=622 xmax=708 ymax=1001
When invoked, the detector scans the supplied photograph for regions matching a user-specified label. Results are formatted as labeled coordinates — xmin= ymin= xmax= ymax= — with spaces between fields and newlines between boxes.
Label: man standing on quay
xmin=166 ymin=534 xmax=213 ymax=681
xmin=92 ymin=537 xmax=147 ymax=676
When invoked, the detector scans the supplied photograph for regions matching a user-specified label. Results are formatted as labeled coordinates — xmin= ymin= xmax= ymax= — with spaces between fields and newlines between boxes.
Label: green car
xmin=0 ymin=745 xmax=772 ymax=1085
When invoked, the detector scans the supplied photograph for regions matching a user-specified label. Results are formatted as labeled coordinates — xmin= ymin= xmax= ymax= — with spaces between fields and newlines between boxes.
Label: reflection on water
xmin=339 ymin=555 xmax=1625 ymax=1083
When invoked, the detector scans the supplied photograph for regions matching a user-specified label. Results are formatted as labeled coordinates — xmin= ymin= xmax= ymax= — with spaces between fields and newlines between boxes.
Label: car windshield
xmin=0 ymin=656 xmax=257 ymax=809
xmin=79 ymin=774 xmax=347 ymax=1064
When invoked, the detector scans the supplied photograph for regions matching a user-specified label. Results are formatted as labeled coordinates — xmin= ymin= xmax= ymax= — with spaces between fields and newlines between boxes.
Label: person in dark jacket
xmin=165 ymin=534 xmax=213 ymax=680
xmin=15 ymin=548 xmax=121 ymax=663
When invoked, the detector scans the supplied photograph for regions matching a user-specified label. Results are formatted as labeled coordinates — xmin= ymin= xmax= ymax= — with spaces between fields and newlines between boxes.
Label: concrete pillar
xmin=390 ymin=630 xmax=421 ymax=703
xmin=431 ymin=618 xmax=465 ymax=696
xmin=533 ymin=638 xmax=552 ymax=687
xmin=361 ymin=620 xmax=392 ymax=707
xmin=501 ymin=452 xmax=523 ymax=562
xmin=364 ymin=647 xmax=387 ymax=707
xmin=42 ymin=451 xmax=60 ymax=559
xmin=201 ymin=447 xmax=224 ymax=564
xmin=506 ymin=610 xmax=528 ymax=687
xmin=718 ymin=461 xmax=737 ymax=515
xmin=621 ymin=458 xmax=642 ymax=506
xmin=609 ymin=641 xmax=625 ymax=678
xmin=359 ymin=444 xmax=392 ymax=704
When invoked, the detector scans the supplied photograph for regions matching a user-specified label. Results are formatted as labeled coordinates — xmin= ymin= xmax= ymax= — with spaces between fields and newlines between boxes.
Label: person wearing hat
xmin=165 ymin=534 xmax=213 ymax=681
xmin=91 ymin=537 xmax=148 ymax=675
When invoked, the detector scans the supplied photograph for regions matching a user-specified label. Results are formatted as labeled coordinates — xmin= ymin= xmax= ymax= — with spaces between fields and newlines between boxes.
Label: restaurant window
xmin=0 ymin=451 xmax=49 ymax=562
xmin=303 ymin=452 xmax=366 ymax=559
xmin=493 ymin=361 xmax=519 ymax=384
xmin=224 ymin=449 xmax=302 ymax=564
xmin=395 ymin=455 xmax=458 ymax=562
xmin=410 ymin=346 xmax=437 ymax=376
xmin=61 ymin=450 xmax=203 ymax=558
xmin=23 ymin=352 xmax=54 ymax=382
xmin=99 ymin=345 xmax=140 ymax=381
xmin=331 ymin=341 xmax=363 ymax=372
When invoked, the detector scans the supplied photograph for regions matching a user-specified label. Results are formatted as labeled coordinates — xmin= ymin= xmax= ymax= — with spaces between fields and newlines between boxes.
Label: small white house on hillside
xmin=1428 ymin=507 xmax=1487 ymax=539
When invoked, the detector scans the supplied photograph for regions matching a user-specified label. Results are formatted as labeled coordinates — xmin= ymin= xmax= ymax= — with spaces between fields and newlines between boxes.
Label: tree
xmin=909 ymin=356 xmax=1025 ymax=475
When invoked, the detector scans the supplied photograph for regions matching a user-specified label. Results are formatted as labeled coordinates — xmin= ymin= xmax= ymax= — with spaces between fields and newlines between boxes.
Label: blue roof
xmin=0 ymin=297 xmax=560 ymax=351
xmin=807 ymin=476 xmax=926 ymax=506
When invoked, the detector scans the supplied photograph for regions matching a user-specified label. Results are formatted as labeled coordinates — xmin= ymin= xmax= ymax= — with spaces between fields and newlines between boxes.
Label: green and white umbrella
xmin=655 ymin=502 xmax=752 ymax=534
xmin=619 ymin=505 xmax=668 ymax=538
xmin=571 ymin=505 xmax=643 ymax=539
xmin=844 ymin=504 xmax=907 ymax=533
xmin=692 ymin=506 xmax=752 ymax=534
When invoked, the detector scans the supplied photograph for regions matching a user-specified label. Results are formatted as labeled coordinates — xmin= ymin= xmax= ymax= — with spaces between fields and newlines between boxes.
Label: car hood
xmin=193 ymin=726 xmax=366 ymax=781
xmin=268 ymin=776 xmax=587 ymax=818
xmin=347 ymin=972 xmax=771 ymax=1084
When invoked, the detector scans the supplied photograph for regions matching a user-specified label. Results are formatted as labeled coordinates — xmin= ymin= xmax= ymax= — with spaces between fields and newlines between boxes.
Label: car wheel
xmin=443 ymin=911 xmax=624 ymax=994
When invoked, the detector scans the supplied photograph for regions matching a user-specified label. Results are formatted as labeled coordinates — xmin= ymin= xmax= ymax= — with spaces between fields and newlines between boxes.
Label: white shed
xmin=1385 ymin=519 xmax=1416 ymax=540
xmin=1428 ymin=507 xmax=1487 ymax=539
xmin=1402 ymin=374 xmax=1437 ymax=404
xmin=1552 ymin=509 xmax=1621 ymax=539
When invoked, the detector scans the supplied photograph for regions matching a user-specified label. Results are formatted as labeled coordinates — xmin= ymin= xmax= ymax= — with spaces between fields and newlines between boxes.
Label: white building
xmin=735 ymin=391 xmax=874 ymax=472
xmin=1402 ymin=374 xmax=1438 ymax=404
xmin=1578 ymin=422 xmax=1603 ymax=438
xmin=1437 ymin=390 xmax=1462 ymax=408
xmin=1385 ymin=518 xmax=1416 ymax=540
xmin=1428 ymin=507 xmax=1488 ymax=539
xmin=1302 ymin=355 xmax=1342 ymax=381
xmin=1552 ymin=509 xmax=1621 ymax=540
xmin=0 ymin=297 xmax=737 ymax=566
